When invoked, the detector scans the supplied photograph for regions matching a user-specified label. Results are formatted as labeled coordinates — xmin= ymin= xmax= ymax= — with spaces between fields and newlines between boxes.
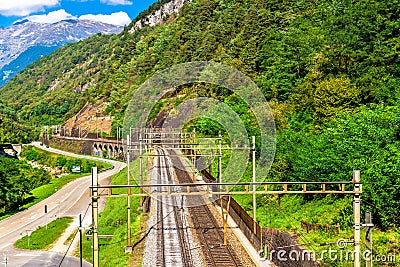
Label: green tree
xmin=313 ymin=77 xmax=360 ymax=119
xmin=277 ymin=105 xmax=400 ymax=228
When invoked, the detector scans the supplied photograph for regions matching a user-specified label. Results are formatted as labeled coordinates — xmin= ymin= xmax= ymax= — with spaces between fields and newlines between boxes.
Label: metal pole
xmin=193 ymin=128 xmax=197 ymax=169
xmin=353 ymin=170 xmax=361 ymax=267
xmin=365 ymin=211 xmax=373 ymax=267
xmin=218 ymin=132 xmax=222 ymax=188
xmin=194 ymin=144 xmax=197 ymax=169
xmin=126 ymin=134 xmax=132 ymax=249
xmin=209 ymin=158 xmax=212 ymax=176
xmin=79 ymin=214 xmax=83 ymax=267
xmin=139 ymin=133 xmax=143 ymax=206
xmin=220 ymin=196 xmax=231 ymax=246
xmin=191 ymin=128 xmax=195 ymax=166
xmin=91 ymin=167 xmax=99 ymax=267
xmin=252 ymin=136 xmax=257 ymax=233
xmin=45 ymin=205 xmax=48 ymax=230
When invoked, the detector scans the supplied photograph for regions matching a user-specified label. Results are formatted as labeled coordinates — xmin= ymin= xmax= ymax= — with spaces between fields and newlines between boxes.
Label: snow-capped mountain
xmin=0 ymin=19 xmax=123 ymax=86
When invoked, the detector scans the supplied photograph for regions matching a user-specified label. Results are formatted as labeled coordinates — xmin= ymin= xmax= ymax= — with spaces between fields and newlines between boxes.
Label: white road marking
xmin=0 ymin=243 xmax=12 ymax=250
xmin=14 ymin=253 xmax=41 ymax=257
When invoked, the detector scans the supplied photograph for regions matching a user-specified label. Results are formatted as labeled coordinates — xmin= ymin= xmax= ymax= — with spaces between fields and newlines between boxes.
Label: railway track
xmin=170 ymin=149 xmax=244 ymax=267
xmin=154 ymin=149 xmax=193 ymax=267
xmin=150 ymin=148 xmax=246 ymax=266
xmin=189 ymin=204 xmax=243 ymax=267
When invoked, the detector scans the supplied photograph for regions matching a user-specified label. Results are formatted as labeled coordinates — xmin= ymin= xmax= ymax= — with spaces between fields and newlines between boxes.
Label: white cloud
xmin=79 ymin=11 xmax=131 ymax=26
xmin=0 ymin=0 xmax=59 ymax=16
xmin=100 ymin=0 xmax=132 ymax=6
xmin=24 ymin=9 xmax=77 ymax=24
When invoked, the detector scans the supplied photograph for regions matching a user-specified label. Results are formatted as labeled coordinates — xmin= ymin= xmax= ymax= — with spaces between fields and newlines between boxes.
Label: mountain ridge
xmin=1 ymin=0 xmax=399 ymax=126
xmin=0 ymin=19 xmax=123 ymax=86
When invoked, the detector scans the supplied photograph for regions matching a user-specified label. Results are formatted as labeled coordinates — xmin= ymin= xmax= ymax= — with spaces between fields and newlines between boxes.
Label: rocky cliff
xmin=129 ymin=0 xmax=189 ymax=32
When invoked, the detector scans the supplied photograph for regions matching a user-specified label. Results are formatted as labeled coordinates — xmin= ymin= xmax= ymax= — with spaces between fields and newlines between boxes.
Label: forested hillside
xmin=1 ymin=0 xmax=399 ymax=230
xmin=0 ymin=100 xmax=39 ymax=143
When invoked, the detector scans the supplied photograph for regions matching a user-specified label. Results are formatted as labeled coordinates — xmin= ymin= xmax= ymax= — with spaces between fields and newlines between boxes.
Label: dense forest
xmin=0 ymin=156 xmax=51 ymax=213
xmin=0 ymin=0 xmax=399 ymax=232
xmin=0 ymin=146 xmax=108 ymax=217
xmin=0 ymin=100 xmax=39 ymax=143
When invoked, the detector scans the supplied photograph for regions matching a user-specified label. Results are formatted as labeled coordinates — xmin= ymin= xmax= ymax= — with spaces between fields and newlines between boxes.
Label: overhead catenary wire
xmin=100 ymin=207 xmax=175 ymax=247
xmin=58 ymin=203 xmax=91 ymax=267
xmin=361 ymin=199 xmax=400 ymax=223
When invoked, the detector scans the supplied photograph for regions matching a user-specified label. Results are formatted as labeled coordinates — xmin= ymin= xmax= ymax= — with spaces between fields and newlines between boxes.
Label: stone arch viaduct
xmin=92 ymin=139 xmax=124 ymax=159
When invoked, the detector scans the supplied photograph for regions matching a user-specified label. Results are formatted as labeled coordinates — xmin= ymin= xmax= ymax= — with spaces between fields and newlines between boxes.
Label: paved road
xmin=0 ymin=142 xmax=126 ymax=266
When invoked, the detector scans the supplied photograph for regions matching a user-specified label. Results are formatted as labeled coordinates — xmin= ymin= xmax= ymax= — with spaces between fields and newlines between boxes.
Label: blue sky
xmin=0 ymin=0 xmax=159 ymax=27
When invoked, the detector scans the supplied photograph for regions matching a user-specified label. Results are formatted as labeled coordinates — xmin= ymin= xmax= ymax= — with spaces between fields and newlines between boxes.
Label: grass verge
xmin=14 ymin=217 xmax=73 ymax=250
xmin=78 ymin=157 xmax=147 ymax=267
xmin=234 ymin=194 xmax=400 ymax=266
